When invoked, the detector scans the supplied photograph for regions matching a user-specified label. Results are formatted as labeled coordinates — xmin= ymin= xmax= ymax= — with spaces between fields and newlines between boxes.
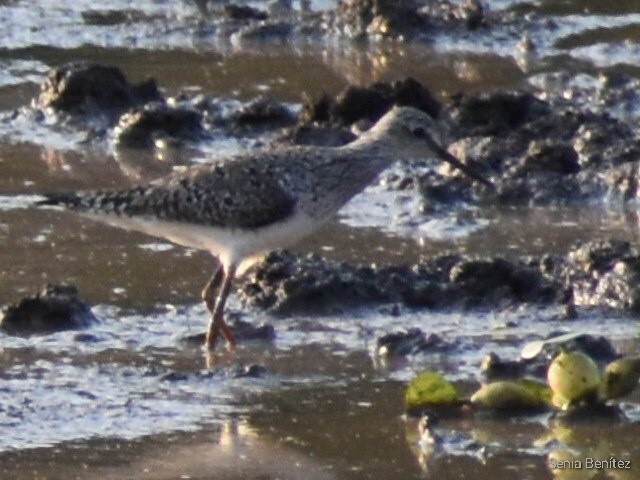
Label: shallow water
xmin=2 ymin=0 xmax=640 ymax=478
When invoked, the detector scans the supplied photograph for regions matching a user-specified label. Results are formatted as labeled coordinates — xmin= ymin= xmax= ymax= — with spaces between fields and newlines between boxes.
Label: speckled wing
xmin=43 ymin=158 xmax=297 ymax=229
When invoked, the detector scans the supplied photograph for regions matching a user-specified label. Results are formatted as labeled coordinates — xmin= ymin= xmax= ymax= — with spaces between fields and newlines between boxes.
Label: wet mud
xmin=3 ymin=0 xmax=640 ymax=479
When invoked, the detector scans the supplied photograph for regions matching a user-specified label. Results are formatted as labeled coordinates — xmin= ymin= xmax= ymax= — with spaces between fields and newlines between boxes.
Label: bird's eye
xmin=412 ymin=127 xmax=427 ymax=138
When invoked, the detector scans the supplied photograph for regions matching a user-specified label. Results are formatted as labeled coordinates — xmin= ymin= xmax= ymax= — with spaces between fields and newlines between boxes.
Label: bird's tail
xmin=0 ymin=194 xmax=66 ymax=211
xmin=35 ymin=192 xmax=83 ymax=208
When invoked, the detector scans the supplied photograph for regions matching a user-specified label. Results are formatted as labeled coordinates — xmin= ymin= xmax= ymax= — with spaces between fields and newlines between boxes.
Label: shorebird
xmin=40 ymin=106 xmax=492 ymax=350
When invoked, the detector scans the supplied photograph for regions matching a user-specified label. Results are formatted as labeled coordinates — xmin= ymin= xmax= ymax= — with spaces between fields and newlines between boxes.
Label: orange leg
xmin=202 ymin=264 xmax=223 ymax=313
xmin=204 ymin=264 xmax=237 ymax=350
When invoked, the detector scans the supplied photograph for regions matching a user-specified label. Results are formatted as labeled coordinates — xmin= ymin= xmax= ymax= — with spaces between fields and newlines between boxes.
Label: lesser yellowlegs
xmin=40 ymin=106 xmax=492 ymax=350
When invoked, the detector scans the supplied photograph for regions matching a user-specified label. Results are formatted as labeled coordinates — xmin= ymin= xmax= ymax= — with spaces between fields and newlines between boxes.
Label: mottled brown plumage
xmin=41 ymin=107 xmax=492 ymax=351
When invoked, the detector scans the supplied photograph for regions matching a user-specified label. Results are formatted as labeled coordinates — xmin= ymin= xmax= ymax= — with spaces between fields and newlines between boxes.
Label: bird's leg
xmin=205 ymin=264 xmax=237 ymax=350
xmin=202 ymin=263 xmax=224 ymax=313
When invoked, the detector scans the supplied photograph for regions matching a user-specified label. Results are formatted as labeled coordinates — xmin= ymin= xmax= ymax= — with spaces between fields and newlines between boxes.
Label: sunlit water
xmin=2 ymin=0 xmax=640 ymax=478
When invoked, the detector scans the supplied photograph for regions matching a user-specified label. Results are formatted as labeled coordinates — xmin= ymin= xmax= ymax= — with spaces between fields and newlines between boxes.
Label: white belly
xmin=83 ymin=210 xmax=325 ymax=273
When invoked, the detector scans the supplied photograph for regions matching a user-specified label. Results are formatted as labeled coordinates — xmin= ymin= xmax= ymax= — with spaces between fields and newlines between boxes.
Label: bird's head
xmin=367 ymin=106 xmax=443 ymax=145
xmin=364 ymin=106 xmax=493 ymax=188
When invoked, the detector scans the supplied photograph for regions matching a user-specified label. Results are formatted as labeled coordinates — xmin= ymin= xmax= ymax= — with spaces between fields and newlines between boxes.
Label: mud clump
xmin=521 ymin=142 xmax=580 ymax=175
xmin=228 ymin=95 xmax=297 ymax=133
xmin=451 ymin=92 xmax=547 ymax=136
xmin=330 ymin=0 xmax=486 ymax=39
xmin=33 ymin=64 xmax=298 ymax=149
xmin=28 ymin=65 xmax=640 ymax=210
xmin=238 ymin=238 xmax=640 ymax=317
xmin=223 ymin=4 xmax=268 ymax=21
xmin=445 ymin=89 xmax=640 ymax=206
xmin=1 ymin=284 xmax=97 ymax=335
xmin=447 ymin=258 xmax=553 ymax=305
xmin=301 ymin=77 xmax=441 ymax=126
xmin=114 ymin=103 xmax=205 ymax=148
xmin=293 ymin=77 xmax=441 ymax=147
xmin=240 ymin=251 xmax=391 ymax=313
xmin=239 ymin=250 xmax=557 ymax=314
xmin=482 ymin=333 xmax=618 ymax=382
xmin=377 ymin=328 xmax=445 ymax=356
xmin=333 ymin=0 xmax=425 ymax=39
xmin=560 ymin=239 xmax=640 ymax=313
xmin=295 ymin=81 xmax=640 ymax=209
xmin=37 ymin=62 xmax=161 ymax=120
xmin=180 ymin=316 xmax=275 ymax=345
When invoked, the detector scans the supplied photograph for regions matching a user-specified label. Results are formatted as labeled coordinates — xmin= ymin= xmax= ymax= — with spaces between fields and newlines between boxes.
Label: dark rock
xmin=240 ymin=251 xmax=392 ymax=313
xmin=418 ymin=175 xmax=483 ymax=206
xmin=523 ymin=239 xmax=640 ymax=314
xmin=386 ymin=87 xmax=640 ymax=208
xmin=597 ymin=161 xmax=640 ymax=204
xmin=161 ymin=364 xmax=266 ymax=381
xmin=572 ymin=114 xmax=640 ymax=170
xmin=402 ymin=280 xmax=452 ymax=308
xmin=417 ymin=0 xmax=487 ymax=29
xmin=481 ymin=352 xmax=526 ymax=380
xmin=181 ymin=332 xmax=208 ymax=346
xmin=376 ymin=328 xmax=444 ymax=356
xmin=236 ymin=237 xmax=640 ymax=316
xmin=114 ymin=102 xmax=204 ymax=148
xmin=450 ymin=91 xmax=548 ymax=136
xmin=336 ymin=79 xmax=441 ymax=125
xmin=495 ymin=174 xmax=584 ymax=206
xmin=81 ymin=10 xmax=139 ymax=26
xmin=268 ymin=0 xmax=296 ymax=17
xmin=448 ymin=257 xmax=556 ymax=305
xmin=233 ymin=364 xmax=268 ymax=378
xmin=330 ymin=85 xmax=391 ymax=125
xmin=480 ymin=352 xmax=547 ymax=381
xmin=302 ymin=78 xmax=441 ymax=127
xmin=494 ymin=181 xmax=534 ymax=205
xmin=333 ymin=0 xmax=426 ymax=39
xmin=460 ymin=0 xmax=486 ymax=30
xmin=228 ymin=317 xmax=276 ymax=341
xmin=553 ymin=402 xmax=624 ymax=422
xmin=520 ymin=142 xmax=580 ymax=176
xmin=160 ymin=372 xmax=189 ymax=382
xmin=593 ymin=256 xmax=640 ymax=314
xmin=37 ymin=62 xmax=161 ymax=119
xmin=392 ymin=77 xmax=441 ymax=119
xmin=563 ymin=287 xmax=578 ymax=319
xmin=539 ymin=334 xmax=618 ymax=363
xmin=230 ymin=96 xmax=296 ymax=129
xmin=235 ymin=21 xmax=293 ymax=41
xmin=566 ymin=239 xmax=633 ymax=275
xmin=563 ymin=240 xmax=640 ymax=312
xmin=239 ymin=250 xmax=558 ymax=313
xmin=223 ymin=4 xmax=268 ymax=20
xmin=240 ymin=238 xmax=640 ymax=316
xmin=484 ymin=333 xmax=617 ymax=382
xmin=300 ymin=93 xmax=333 ymax=124
xmin=73 ymin=332 xmax=102 ymax=343
xmin=1 ymin=284 xmax=97 ymax=335
xmin=180 ymin=316 xmax=275 ymax=344
xmin=328 ymin=0 xmax=490 ymax=39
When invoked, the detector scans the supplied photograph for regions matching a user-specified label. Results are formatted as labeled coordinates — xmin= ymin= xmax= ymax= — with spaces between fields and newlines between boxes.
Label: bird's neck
xmin=293 ymin=127 xmax=400 ymax=220
xmin=338 ymin=128 xmax=397 ymax=170
xmin=342 ymin=125 xmax=391 ymax=149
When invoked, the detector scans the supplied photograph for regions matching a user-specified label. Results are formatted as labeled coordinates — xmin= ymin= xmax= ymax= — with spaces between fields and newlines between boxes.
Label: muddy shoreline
xmin=3 ymin=1 xmax=640 ymax=479
xmin=6 ymin=61 xmax=640 ymax=331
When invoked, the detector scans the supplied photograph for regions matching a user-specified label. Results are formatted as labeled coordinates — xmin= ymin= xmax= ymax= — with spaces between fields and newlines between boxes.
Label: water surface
xmin=2 ymin=0 xmax=640 ymax=478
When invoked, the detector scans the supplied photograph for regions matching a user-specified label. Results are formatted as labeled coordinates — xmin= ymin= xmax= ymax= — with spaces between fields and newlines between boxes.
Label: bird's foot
xmin=205 ymin=315 xmax=237 ymax=351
